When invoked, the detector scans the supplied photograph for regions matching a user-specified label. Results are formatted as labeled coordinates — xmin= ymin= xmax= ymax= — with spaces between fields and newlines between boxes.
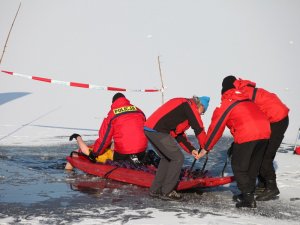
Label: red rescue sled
xmin=293 ymin=128 xmax=300 ymax=155
xmin=294 ymin=146 xmax=300 ymax=155
xmin=66 ymin=153 xmax=234 ymax=191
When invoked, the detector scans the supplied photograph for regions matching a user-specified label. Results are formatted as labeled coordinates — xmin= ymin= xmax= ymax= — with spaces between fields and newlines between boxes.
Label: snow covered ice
xmin=0 ymin=135 xmax=299 ymax=225
xmin=1 ymin=1 xmax=300 ymax=224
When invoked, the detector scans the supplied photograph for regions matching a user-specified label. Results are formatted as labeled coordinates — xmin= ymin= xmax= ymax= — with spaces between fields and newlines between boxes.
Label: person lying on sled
xmin=65 ymin=92 xmax=148 ymax=170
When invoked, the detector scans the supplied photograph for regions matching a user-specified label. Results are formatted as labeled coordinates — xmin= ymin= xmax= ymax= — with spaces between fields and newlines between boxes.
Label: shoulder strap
xmin=205 ymin=99 xmax=249 ymax=149
xmin=252 ymin=88 xmax=258 ymax=102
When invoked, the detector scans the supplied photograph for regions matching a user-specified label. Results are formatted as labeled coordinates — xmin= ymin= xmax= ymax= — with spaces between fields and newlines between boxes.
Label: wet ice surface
xmin=0 ymin=137 xmax=299 ymax=225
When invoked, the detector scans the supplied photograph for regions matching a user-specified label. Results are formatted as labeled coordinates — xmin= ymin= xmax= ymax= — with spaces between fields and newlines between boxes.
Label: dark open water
xmin=0 ymin=136 xmax=299 ymax=224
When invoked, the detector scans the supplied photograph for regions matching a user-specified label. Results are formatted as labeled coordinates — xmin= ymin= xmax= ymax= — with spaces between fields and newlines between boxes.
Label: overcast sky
xmin=0 ymin=0 xmax=299 ymax=144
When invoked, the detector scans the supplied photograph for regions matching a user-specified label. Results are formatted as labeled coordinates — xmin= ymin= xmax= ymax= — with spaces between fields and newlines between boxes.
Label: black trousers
xmin=259 ymin=116 xmax=289 ymax=181
xmin=231 ymin=139 xmax=268 ymax=193
xmin=113 ymin=151 xmax=145 ymax=161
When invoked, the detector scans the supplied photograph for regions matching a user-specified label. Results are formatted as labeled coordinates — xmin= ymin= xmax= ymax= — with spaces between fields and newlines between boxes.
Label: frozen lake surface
xmin=0 ymin=137 xmax=300 ymax=225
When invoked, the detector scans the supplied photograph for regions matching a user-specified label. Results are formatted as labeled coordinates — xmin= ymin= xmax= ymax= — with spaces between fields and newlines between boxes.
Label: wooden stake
xmin=0 ymin=1 xmax=22 ymax=65
xmin=157 ymin=56 xmax=165 ymax=104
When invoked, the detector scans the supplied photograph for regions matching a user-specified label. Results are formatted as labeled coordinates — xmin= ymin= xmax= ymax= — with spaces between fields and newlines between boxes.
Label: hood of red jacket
xmin=221 ymin=88 xmax=250 ymax=101
xmin=234 ymin=79 xmax=256 ymax=89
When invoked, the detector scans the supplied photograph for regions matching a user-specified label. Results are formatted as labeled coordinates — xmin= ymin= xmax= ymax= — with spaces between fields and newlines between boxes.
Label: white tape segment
xmin=1 ymin=70 xmax=162 ymax=93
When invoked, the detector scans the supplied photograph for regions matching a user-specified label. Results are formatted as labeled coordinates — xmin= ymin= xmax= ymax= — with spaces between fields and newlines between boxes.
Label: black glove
xmin=69 ymin=133 xmax=81 ymax=141
xmin=88 ymin=152 xmax=96 ymax=163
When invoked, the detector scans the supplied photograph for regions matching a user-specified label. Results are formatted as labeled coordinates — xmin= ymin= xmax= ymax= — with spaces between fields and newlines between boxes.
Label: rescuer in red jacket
xmin=65 ymin=93 xmax=147 ymax=170
xmin=198 ymin=77 xmax=271 ymax=208
xmin=144 ymin=96 xmax=209 ymax=201
xmin=232 ymin=76 xmax=289 ymax=201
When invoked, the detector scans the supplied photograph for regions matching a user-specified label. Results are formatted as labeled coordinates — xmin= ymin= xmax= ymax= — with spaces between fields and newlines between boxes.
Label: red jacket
xmin=145 ymin=98 xmax=207 ymax=153
xmin=234 ymin=79 xmax=289 ymax=123
xmin=92 ymin=97 xmax=147 ymax=156
xmin=205 ymin=89 xmax=271 ymax=151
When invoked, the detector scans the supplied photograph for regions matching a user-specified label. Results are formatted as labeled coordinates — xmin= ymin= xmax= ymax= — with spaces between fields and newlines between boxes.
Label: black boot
xmin=149 ymin=189 xmax=162 ymax=198
xmin=160 ymin=190 xmax=183 ymax=201
xmin=236 ymin=193 xmax=257 ymax=208
xmin=254 ymin=179 xmax=266 ymax=195
xmin=256 ymin=180 xmax=280 ymax=201
xmin=142 ymin=149 xmax=160 ymax=168
xmin=232 ymin=193 xmax=243 ymax=202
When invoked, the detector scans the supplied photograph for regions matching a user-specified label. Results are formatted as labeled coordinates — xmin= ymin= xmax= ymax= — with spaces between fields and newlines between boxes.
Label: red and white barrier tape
xmin=1 ymin=70 xmax=163 ymax=93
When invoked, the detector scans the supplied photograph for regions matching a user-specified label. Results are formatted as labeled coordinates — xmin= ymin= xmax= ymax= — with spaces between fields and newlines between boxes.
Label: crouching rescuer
xmin=65 ymin=93 xmax=148 ymax=169
xmin=144 ymin=95 xmax=210 ymax=201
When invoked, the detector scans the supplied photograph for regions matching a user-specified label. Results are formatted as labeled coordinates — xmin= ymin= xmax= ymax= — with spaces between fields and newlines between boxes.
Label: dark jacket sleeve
xmin=183 ymin=102 xmax=206 ymax=148
xmin=175 ymin=132 xmax=195 ymax=153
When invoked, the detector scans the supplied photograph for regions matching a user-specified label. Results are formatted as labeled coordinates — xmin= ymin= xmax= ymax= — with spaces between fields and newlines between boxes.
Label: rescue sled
xmin=293 ymin=128 xmax=300 ymax=155
xmin=66 ymin=152 xmax=234 ymax=191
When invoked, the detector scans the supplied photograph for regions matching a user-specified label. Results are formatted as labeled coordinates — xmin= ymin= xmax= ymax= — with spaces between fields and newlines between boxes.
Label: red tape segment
xmin=1 ymin=70 xmax=162 ymax=93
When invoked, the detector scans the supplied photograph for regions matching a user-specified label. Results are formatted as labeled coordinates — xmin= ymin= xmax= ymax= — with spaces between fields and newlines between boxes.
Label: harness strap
xmin=205 ymin=99 xmax=250 ymax=149
xmin=252 ymin=88 xmax=258 ymax=102
xmin=103 ymin=167 xmax=119 ymax=178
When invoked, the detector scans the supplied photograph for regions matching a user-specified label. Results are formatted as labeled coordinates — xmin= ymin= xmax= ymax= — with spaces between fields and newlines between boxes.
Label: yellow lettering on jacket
xmin=113 ymin=106 xmax=137 ymax=114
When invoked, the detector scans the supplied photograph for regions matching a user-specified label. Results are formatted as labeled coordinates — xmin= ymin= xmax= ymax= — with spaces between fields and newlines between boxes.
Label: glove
xmin=88 ymin=152 xmax=97 ymax=163
xmin=69 ymin=133 xmax=81 ymax=141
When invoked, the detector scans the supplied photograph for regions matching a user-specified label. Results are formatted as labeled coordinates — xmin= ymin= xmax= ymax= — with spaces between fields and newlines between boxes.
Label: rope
xmin=1 ymin=70 xmax=163 ymax=93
